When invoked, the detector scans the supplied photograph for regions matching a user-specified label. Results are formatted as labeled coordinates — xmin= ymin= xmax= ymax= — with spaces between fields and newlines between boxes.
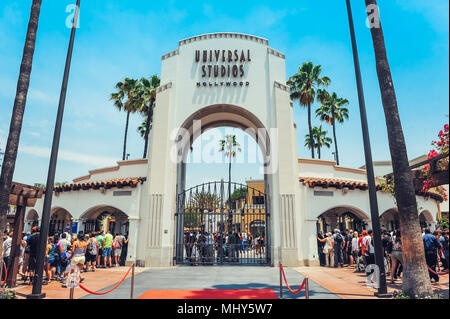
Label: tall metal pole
xmin=27 ymin=0 xmax=81 ymax=299
xmin=345 ymin=0 xmax=388 ymax=296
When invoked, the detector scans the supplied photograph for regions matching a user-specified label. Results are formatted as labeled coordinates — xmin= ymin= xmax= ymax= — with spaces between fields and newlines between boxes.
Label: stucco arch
xmin=80 ymin=205 xmax=129 ymax=236
xmin=380 ymin=208 xmax=399 ymax=231
xmin=316 ymin=205 xmax=370 ymax=234
xmin=175 ymin=103 xmax=271 ymax=165
xmin=314 ymin=205 xmax=370 ymax=221
xmin=26 ymin=209 xmax=39 ymax=221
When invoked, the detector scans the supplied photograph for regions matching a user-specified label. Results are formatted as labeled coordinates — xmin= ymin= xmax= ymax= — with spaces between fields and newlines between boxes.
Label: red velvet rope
xmin=78 ymin=265 xmax=133 ymax=295
xmin=280 ymin=263 xmax=307 ymax=295
xmin=1 ymin=263 xmax=7 ymax=287
xmin=427 ymin=266 xmax=449 ymax=277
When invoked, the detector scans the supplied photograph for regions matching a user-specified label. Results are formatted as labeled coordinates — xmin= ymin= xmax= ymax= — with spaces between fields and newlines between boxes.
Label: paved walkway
xmin=10 ymin=264 xmax=448 ymax=299
xmin=294 ymin=265 xmax=449 ymax=299
xmin=11 ymin=265 xmax=337 ymax=299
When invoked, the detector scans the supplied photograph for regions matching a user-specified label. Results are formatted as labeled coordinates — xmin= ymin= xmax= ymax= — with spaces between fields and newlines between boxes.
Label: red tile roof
xmin=54 ymin=177 xmax=146 ymax=193
xmin=299 ymin=177 xmax=444 ymax=202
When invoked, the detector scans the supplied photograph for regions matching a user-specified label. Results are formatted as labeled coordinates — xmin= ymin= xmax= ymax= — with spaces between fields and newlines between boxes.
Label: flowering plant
xmin=421 ymin=124 xmax=449 ymax=200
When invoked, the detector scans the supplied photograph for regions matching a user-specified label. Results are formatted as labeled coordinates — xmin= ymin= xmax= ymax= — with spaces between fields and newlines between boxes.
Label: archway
xmin=25 ymin=209 xmax=39 ymax=233
xmin=80 ymin=205 xmax=129 ymax=236
xmin=49 ymin=207 xmax=72 ymax=236
xmin=380 ymin=208 xmax=399 ymax=232
xmin=173 ymin=104 xmax=272 ymax=265
xmin=316 ymin=206 xmax=369 ymax=234
xmin=419 ymin=210 xmax=434 ymax=230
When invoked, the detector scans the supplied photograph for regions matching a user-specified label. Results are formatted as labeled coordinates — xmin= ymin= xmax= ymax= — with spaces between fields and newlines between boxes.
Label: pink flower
xmin=428 ymin=150 xmax=438 ymax=158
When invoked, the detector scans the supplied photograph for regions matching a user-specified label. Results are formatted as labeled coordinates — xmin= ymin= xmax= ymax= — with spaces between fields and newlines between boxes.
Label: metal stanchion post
xmin=305 ymin=278 xmax=309 ymax=299
xmin=130 ymin=264 xmax=135 ymax=299
xmin=69 ymin=287 xmax=74 ymax=299
xmin=279 ymin=262 xmax=283 ymax=299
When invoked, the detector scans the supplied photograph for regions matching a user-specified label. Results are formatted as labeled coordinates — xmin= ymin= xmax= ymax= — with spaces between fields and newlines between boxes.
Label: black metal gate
xmin=175 ymin=180 xmax=270 ymax=265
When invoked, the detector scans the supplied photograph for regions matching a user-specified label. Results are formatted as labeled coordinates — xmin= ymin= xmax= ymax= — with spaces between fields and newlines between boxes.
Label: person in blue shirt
xmin=422 ymin=228 xmax=440 ymax=282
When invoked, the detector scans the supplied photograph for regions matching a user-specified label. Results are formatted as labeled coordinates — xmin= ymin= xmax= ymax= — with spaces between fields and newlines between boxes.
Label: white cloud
xmin=19 ymin=145 xmax=117 ymax=168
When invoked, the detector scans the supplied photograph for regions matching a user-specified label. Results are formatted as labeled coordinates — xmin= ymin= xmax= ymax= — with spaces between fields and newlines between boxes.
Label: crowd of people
xmin=184 ymin=231 xmax=265 ymax=265
xmin=317 ymin=227 xmax=449 ymax=283
xmin=1 ymin=226 xmax=129 ymax=288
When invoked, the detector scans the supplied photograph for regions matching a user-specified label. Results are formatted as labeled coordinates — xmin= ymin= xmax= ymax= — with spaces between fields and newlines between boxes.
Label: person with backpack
xmin=96 ymin=230 xmax=104 ymax=267
xmin=44 ymin=236 xmax=58 ymax=283
xmin=86 ymin=233 xmax=99 ymax=271
xmin=333 ymin=229 xmax=345 ymax=268
xmin=113 ymin=233 xmax=125 ymax=267
xmin=390 ymin=230 xmax=403 ymax=283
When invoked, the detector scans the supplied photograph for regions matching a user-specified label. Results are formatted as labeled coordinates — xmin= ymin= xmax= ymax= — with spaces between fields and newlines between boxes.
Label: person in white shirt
xmin=362 ymin=230 xmax=375 ymax=267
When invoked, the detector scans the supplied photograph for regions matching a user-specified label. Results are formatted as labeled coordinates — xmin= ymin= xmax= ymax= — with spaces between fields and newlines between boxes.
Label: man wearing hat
xmin=60 ymin=226 xmax=72 ymax=242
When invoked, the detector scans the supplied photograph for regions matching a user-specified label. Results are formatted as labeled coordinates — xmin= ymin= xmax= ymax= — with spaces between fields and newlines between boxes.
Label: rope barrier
xmin=78 ymin=264 xmax=133 ymax=296
xmin=279 ymin=263 xmax=308 ymax=295
xmin=427 ymin=266 xmax=449 ymax=277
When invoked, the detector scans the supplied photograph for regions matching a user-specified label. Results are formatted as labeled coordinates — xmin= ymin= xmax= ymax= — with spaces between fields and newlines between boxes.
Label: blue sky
xmin=0 ymin=0 xmax=448 ymax=188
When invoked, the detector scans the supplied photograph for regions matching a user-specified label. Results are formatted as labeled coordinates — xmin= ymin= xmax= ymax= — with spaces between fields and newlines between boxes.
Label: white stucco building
xmin=23 ymin=33 xmax=444 ymax=268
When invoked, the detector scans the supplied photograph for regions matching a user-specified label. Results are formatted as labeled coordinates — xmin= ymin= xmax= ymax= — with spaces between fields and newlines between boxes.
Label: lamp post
xmin=27 ymin=0 xmax=81 ymax=299
xmin=345 ymin=0 xmax=389 ymax=296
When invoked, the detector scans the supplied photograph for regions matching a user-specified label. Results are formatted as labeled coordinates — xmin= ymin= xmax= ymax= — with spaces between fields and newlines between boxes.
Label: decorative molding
xmin=280 ymin=194 xmax=297 ymax=249
xmin=267 ymin=47 xmax=285 ymax=59
xmin=156 ymin=82 xmax=173 ymax=94
xmin=334 ymin=166 xmax=367 ymax=175
xmin=179 ymin=33 xmax=269 ymax=47
xmin=274 ymin=81 xmax=290 ymax=93
xmin=148 ymin=194 xmax=164 ymax=247
xmin=298 ymin=158 xmax=336 ymax=166
xmin=161 ymin=49 xmax=179 ymax=60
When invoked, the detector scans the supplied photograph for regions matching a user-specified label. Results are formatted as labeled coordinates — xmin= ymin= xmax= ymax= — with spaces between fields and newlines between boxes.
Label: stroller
xmin=356 ymin=254 xmax=366 ymax=273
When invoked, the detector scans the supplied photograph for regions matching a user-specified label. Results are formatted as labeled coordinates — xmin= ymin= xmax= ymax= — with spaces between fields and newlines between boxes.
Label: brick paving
xmin=294 ymin=265 xmax=449 ymax=299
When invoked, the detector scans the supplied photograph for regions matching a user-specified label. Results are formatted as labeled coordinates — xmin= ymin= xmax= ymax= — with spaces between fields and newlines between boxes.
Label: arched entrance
xmin=49 ymin=207 xmax=72 ymax=236
xmin=317 ymin=206 xmax=369 ymax=234
xmin=25 ymin=209 xmax=39 ymax=233
xmin=80 ymin=205 xmax=129 ymax=236
xmin=173 ymin=104 xmax=273 ymax=266
xmin=380 ymin=208 xmax=399 ymax=232
xmin=419 ymin=210 xmax=434 ymax=230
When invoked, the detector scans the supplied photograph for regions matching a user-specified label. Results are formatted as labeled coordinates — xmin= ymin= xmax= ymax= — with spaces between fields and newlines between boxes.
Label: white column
xmin=126 ymin=218 xmax=140 ymax=266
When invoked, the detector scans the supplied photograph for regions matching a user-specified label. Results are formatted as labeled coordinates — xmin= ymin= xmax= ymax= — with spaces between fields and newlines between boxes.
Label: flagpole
xmin=27 ymin=0 xmax=81 ymax=299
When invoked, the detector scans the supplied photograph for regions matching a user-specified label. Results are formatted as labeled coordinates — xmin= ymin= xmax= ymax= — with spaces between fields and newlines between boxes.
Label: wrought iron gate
xmin=175 ymin=180 xmax=270 ymax=265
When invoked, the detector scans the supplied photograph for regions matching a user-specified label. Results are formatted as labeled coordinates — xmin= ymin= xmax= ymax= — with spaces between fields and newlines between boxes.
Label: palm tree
xmin=134 ymin=75 xmax=160 ymax=158
xmin=316 ymin=90 xmax=349 ymax=165
xmin=287 ymin=62 xmax=331 ymax=159
xmin=304 ymin=126 xmax=332 ymax=159
xmin=0 ymin=0 xmax=42 ymax=263
xmin=219 ymin=135 xmax=241 ymax=231
xmin=110 ymin=78 xmax=140 ymax=160
xmin=364 ymin=0 xmax=433 ymax=297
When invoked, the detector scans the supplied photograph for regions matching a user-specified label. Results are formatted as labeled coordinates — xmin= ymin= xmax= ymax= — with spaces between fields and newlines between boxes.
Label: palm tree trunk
xmin=317 ymin=144 xmax=321 ymax=159
xmin=123 ymin=111 xmax=130 ymax=160
xmin=0 ymin=0 xmax=42 ymax=263
xmin=332 ymin=121 xmax=339 ymax=165
xmin=308 ymin=102 xmax=315 ymax=158
xmin=365 ymin=0 xmax=433 ymax=298
xmin=143 ymin=99 xmax=154 ymax=158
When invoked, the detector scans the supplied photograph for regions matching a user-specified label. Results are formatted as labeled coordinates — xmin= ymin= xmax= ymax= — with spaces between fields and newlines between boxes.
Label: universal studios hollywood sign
xmin=195 ymin=49 xmax=251 ymax=88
